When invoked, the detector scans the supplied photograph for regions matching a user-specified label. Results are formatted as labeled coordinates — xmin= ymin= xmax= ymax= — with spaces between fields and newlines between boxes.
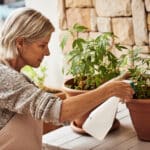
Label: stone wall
xmin=58 ymin=0 xmax=150 ymax=58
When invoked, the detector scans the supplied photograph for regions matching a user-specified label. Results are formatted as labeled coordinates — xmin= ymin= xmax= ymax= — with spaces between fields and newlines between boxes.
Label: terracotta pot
xmin=73 ymin=112 xmax=91 ymax=128
xmin=55 ymin=91 xmax=66 ymax=100
xmin=126 ymin=99 xmax=150 ymax=141
xmin=63 ymin=78 xmax=120 ymax=134
xmin=63 ymin=78 xmax=88 ymax=97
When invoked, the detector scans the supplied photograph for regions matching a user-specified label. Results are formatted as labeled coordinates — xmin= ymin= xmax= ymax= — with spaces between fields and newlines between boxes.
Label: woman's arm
xmin=60 ymin=80 xmax=134 ymax=122
xmin=0 ymin=64 xmax=62 ymax=124
xmin=0 ymin=64 xmax=133 ymax=125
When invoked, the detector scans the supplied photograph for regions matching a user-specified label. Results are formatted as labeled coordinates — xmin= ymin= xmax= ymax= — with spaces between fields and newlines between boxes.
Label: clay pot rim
xmin=70 ymin=121 xmax=89 ymax=135
xmin=63 ymin=78 xmax=88 ymax=92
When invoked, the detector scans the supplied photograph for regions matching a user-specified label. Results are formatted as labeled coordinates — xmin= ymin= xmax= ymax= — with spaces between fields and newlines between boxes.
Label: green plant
xmin=122 ymin=49 xmax=150 ymax=99
xmin=60 ymin=24 xmax=127 ymax=90
xmin=21 ymin=64 xmax=47 ymax=89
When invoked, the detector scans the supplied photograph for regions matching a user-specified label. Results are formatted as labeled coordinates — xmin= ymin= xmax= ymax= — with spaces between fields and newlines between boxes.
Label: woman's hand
xmin=98 ymin=80 xmax=134 ymax=103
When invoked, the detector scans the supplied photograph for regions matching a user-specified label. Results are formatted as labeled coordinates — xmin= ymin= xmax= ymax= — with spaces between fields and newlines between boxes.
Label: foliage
xmin=60 ymin=23 xmax=126 ymax=90
xmin=60 ymin=23 xmax=88 ymax=50
xmin=121 ymin=49 xmax=150 ymax=99
xmin=21 ymin=64 xmax=47 ymax=89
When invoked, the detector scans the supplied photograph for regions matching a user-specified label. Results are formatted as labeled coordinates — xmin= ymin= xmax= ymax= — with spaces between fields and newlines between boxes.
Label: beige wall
xmin=59 ymin=0 xmax=150 ymax=57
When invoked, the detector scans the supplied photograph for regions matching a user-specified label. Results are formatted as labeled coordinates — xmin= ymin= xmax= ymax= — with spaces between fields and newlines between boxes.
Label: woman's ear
xmin=16 ymin=37 xmax=24 ymax=53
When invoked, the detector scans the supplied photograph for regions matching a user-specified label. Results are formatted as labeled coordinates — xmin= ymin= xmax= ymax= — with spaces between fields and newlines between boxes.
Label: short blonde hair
xmin=0 ymin=7 xmax=54 ymax=60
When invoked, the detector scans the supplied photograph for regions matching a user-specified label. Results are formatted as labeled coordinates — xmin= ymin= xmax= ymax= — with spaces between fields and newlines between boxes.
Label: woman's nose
xmin=45 ymin=47 xmax=50 ymax=56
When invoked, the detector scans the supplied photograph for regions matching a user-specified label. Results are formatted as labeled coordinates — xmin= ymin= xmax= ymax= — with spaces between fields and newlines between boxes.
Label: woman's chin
xmin=30 ymin=63 xmax=40 ymax=68
xmin=34 ymin=64 xmax=40 ymax=68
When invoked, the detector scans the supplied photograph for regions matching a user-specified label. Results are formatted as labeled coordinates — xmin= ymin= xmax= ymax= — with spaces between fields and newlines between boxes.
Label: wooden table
xmin=42 ymin=103 xmax=150 ymax=150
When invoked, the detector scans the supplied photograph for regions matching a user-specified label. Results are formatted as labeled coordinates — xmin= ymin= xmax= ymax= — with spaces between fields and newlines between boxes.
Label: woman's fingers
xmin=112 ymin=81 xmax=134 ymax=102
xmin=98 ymin=80 xmax=135 ymax=103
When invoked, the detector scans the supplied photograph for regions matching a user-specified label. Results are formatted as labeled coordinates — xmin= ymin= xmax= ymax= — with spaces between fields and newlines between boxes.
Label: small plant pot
xmin=126 ymin=99 xmax=150 ymax=141
xmin=73 ymin=112 xmax=90 ymax=128
xmin=70 ymin=121 xmax=89 ymax=135
xmin=55 ymin=92 xmax=66 ymax=100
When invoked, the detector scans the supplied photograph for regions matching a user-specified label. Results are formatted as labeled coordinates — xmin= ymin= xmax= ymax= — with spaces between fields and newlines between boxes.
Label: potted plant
xmin=60 ymin=24 xmax=129 ymax=134
xmin=124 ymin=49 xmax=150 ymax=141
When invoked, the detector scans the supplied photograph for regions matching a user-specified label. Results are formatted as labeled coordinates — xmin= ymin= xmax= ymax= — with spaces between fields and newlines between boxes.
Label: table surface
xmin=42 ymin=103 xmax=150 ymax=150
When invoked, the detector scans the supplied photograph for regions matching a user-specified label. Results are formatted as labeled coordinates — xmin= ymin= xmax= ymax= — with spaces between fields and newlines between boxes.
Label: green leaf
xmin=21 ymin=65 xmax=37 ymax=79
xmin=115 ymin=43 xmax=127 ymax=51
xmin=72 ymin=38 xmax=85 ymax=49
xmin=21 ymin=64 xmax=47 ymax=88
xmin=73 ymin=23 xmax=88 ymax=32
xmin=60 ymin=33 xmax=69 ymax=50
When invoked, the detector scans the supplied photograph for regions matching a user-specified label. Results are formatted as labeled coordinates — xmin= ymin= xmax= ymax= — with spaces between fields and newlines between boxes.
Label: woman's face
xmin=20 ymin=34 xmax=51 ymax=67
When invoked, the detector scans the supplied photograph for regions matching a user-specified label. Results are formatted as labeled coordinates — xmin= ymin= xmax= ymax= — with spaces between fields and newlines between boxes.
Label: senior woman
xmin=0 ymin=7 xmax=134 ymax=150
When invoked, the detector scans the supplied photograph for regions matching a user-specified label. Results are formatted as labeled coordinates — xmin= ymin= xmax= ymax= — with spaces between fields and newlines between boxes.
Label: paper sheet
xmin=83 ymin=96 xmax=119 ymax=141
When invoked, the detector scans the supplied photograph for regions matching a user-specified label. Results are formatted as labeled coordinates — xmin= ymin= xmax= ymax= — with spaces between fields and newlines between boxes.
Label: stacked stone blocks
xmin=59 ymin=0 xmax=150 ymax=59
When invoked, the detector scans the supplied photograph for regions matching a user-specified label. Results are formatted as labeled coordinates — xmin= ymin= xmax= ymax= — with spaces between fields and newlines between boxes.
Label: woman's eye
xmin=39 ymin=45 xmax=45 ymax=48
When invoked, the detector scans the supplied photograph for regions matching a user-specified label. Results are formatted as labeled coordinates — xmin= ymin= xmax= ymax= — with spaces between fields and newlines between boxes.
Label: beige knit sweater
xmin=0 ymin=63 xmax=62 ymax=130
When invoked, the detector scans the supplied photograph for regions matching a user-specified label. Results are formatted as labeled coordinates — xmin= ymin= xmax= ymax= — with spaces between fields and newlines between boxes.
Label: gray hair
xmin=0 ymin=7 xmax=54 ymax=60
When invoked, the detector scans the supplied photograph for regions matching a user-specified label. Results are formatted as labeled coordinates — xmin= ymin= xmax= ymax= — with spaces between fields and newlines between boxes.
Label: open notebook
xmin=83 ymin=96 xmax=120 ymax=141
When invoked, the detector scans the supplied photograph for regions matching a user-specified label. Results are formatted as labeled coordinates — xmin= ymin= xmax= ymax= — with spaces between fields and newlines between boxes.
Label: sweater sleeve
xmin=0 ymin=64 xmax=62 ymax=124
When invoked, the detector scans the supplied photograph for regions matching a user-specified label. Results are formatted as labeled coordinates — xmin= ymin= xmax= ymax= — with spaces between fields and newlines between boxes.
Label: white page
xmin=83 ymin=96 xmax=119 ymax=141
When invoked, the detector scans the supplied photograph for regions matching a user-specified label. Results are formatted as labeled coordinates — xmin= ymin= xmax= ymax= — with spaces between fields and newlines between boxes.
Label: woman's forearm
xmin=60 ymin=86 xmax=110 ymax=122
xmin=59 ymin=80 xmax=134 ymax=123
